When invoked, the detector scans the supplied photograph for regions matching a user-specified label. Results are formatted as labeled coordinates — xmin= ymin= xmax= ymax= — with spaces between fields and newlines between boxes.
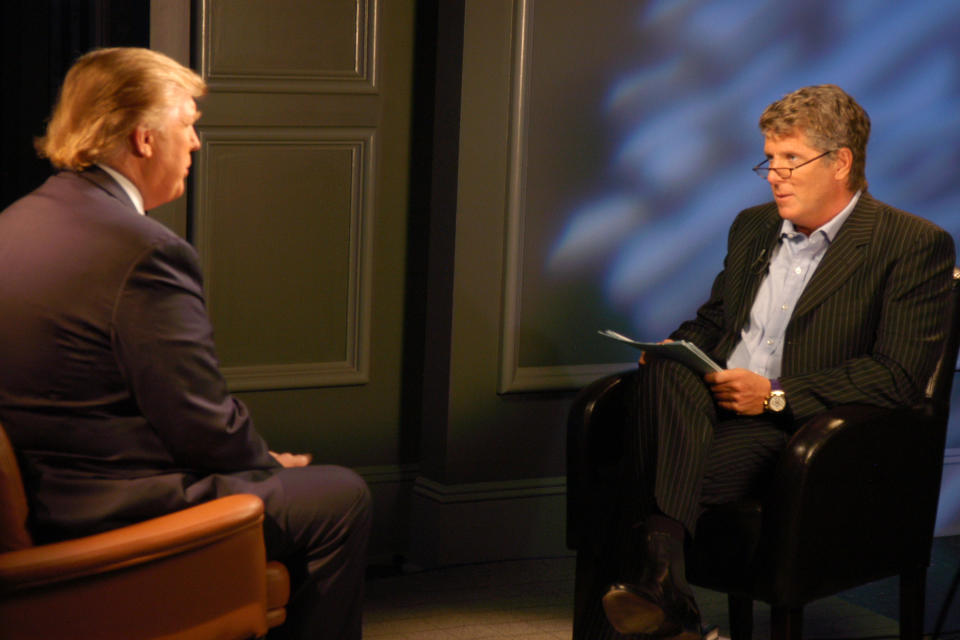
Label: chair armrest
xmin=265 ymin=560 xmax=291 ymax=628
xmin=763 ymin=403 xmax=947 ymax=600
xmin=0 ymin=494 xmax=271 ymax=640
xmin=566 ymin=370 xmax=637 ymax=549
xmin=0 ymin=493 xmax=265 ymax=591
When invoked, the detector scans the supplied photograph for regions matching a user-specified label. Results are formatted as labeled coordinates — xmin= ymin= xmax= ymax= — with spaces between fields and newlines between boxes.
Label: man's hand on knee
xmin=270 ymin=451 xmax=313 ymax=467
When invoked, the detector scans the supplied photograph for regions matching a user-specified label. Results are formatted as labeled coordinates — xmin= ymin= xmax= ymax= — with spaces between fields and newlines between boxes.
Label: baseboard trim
xmin=358 ymin=451 xmax=960 ymax=568
xmin=356 ymin=463 xmax=420 ymax=485
xmin=412 ymin=475 xmax=567 ymax=503
xmin=355 ymin=464 xmax=420 ymax=563
xmin=408 ymin=475 xmax=571 ymax=568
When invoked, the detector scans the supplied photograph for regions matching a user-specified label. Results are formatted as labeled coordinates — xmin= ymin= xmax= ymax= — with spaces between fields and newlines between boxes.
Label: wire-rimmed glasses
xmin=752 ymin=149 xmax=836 ymax=180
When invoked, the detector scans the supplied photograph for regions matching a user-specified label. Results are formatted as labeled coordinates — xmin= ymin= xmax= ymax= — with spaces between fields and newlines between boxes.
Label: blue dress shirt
xmin=726 ymin=191 xmax=862 ymax=378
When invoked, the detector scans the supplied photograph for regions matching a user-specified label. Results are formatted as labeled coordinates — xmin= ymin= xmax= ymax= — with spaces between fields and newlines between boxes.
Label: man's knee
xmin=641 ymin=358 xmax=708 ymax=390
xmin=266 ymin=465 xmax=371 ymax=553
xmin=338 ymin=466 xmax=372 ymax=534
xmin=305 ymin=465 xmax=371 ymax=533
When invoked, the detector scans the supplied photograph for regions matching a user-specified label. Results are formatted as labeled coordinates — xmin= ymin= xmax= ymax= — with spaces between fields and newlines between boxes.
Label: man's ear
xmin=131 ymin=125 xmax=154 ymax=158
xmin=833 ymin=147 xmax=853 ymax=182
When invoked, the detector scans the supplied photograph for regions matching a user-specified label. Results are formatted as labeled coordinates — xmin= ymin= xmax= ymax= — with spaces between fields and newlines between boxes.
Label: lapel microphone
xmin=750 ymin=247 xmax=770 ymax=274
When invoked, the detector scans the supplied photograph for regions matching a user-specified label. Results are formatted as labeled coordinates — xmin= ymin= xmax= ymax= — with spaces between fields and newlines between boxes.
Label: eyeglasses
xmin=752 ymin=149 xmax=835 ymax=180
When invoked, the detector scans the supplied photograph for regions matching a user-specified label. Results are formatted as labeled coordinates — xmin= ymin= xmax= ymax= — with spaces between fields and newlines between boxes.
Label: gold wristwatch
xmin=764 ymin=380 xmax=786 ymax=413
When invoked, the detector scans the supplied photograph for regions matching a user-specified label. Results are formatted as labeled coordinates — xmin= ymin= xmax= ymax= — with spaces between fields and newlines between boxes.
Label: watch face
xmin=768 ymin=392 xmax=786 ymax=412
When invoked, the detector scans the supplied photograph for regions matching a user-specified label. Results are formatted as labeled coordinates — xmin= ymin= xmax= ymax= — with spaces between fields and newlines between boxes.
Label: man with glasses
xmin=594 ymin=85 xmax=955 ymax=639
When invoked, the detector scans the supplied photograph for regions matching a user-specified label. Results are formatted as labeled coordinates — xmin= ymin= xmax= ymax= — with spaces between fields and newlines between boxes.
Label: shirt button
xmin=794 ymin=266 xmax=802 ymax=275
xmin=781 ymin=304 xmax=788 ymax=310
xmin=766 ymin=339 xmax=774 ymax=345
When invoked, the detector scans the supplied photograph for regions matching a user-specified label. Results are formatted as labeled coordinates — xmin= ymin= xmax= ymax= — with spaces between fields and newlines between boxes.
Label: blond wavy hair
xmin=759 ymin=84 xmax=871 ymax=192
xmin=36 ymin=47 xmax=207 ymax=171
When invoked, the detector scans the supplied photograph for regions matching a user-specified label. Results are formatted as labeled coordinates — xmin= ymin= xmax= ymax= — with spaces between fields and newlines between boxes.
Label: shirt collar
xmin=780 ymin=189 xmax=863 ymax=242
xmin=96 ymin=163 xmax=145 ymax=215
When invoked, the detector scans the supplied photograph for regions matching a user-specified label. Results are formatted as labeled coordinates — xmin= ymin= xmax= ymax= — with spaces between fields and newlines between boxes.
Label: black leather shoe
xmin=602 ymin=582 xmax=701 ymax=639
xmin=601 ymin=532 xmax=702 ymax=639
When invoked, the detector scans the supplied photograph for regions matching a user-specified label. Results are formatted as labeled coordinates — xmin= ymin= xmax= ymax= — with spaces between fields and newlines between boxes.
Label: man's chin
xmin=147 ymin=188 xmax=186 ymax=211
xmin=168 ymin=183 xmax=186 ymax=203
xmin=774 ymin=200 xmax=799 ymax=220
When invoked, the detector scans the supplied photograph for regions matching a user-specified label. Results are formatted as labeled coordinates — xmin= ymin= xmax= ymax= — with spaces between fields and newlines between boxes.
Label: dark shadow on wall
xmin=400 ymin=0 xmax=465 ymax=470
xmin=0 ymin=0 xmax=148 ymax=211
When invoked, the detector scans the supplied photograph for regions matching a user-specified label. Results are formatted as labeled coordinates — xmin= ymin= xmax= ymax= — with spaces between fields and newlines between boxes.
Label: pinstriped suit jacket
xmin=671 ymin=192 xmax=956 ymax=423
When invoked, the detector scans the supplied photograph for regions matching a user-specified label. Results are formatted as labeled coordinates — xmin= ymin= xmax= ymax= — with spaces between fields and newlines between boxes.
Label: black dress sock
xmin=645 ymin=513 xmax=690 ymax=592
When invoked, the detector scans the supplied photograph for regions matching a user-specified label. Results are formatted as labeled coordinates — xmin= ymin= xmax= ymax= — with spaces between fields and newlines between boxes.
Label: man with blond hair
xmin=0 ymin=47 xmax=370 ymax=640
xmin=586 ymin=85 xmax=955 ymax=639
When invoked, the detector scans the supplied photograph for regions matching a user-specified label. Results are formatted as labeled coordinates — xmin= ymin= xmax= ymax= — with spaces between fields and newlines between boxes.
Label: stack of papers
xmin=598 ymin=329 xmax=722 ymax=376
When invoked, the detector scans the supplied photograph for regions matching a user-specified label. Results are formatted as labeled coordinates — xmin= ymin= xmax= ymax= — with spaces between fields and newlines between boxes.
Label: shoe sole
xmin=602 ymin=587 xmax=667 ymax=635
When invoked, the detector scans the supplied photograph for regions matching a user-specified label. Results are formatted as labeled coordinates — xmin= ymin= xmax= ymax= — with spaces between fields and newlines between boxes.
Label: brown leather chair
xmin=0 ymin=423 xmax=290 ymax=640
xmin=567 ymin=269 xmax=960 ymax=640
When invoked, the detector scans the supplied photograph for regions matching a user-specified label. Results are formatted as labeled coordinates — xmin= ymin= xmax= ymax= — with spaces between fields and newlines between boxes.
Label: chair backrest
xmin=0 ymin=422 xmax=33 ymax=552
xmin=925 ymin=267 xmax=960 ymax=415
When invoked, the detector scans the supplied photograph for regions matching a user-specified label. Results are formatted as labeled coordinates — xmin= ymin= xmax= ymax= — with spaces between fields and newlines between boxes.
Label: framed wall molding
xmin=497 ymin=0 xmax=534 ymax=394
xmin=497 ymin=0 xmax=633 ymax=393
xmin=199 ymin=0 xmax=378 ymax=94
xmin=193 ymin=126 xmax=375 ymax=391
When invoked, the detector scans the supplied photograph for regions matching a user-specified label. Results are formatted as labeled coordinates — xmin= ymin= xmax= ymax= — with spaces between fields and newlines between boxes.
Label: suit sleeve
xmin=111 ymin=236 xmax=280 ymax=472
xmin=782 ymin=226 xmax=955 ymax=421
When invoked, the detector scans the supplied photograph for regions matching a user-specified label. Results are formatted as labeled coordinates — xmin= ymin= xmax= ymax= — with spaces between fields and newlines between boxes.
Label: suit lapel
xmin=733 ymin=209 xmax=782 ymax=331
xmin=791 ymin=193 xmax=876 ymax=319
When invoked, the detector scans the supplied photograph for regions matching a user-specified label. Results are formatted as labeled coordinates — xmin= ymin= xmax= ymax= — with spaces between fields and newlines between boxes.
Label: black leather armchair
xmin=567 ymin=269 xmax=960 ymax=640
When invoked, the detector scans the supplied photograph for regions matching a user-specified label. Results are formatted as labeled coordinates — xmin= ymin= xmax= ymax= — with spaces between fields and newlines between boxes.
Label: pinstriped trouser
xmin=575 ymin=359 xmax=791 ymax=639
xmin=631 ymin=358 xmax=791 ymax=535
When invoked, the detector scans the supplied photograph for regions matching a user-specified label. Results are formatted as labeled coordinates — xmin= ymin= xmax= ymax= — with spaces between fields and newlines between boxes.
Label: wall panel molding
xmin=498 ymin=0 xmax=610 ymax=393
xmin=497 ymin=0 xmax=534 ymax=394
xmin=497 ymin=0 xmax=657 ymax=393
xmin=199 ymin=0 xmax=378 ymax=93
xmin=194 ymin=127 xmax=375 ymax=391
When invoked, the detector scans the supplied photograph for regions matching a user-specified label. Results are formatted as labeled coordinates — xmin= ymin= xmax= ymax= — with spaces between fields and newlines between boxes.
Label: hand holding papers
xmin=598 ymin=329 xmax=722 ymax=376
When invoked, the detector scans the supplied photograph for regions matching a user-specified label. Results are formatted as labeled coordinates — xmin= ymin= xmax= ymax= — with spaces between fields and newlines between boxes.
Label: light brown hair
xmin=759 ymin=84 xmax=871 ymax=192
xmin=36 ymin=47 xmax=207 ymax=171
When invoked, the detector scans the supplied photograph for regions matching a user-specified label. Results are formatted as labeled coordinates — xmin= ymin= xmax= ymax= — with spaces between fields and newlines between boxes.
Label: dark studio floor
xmin=363 ymin=535 xmax=960 ymax=639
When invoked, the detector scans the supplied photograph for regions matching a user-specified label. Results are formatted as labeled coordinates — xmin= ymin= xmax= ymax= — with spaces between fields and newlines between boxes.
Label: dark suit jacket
xmin=0 ymin=168 xmax=281 ymax=541
xmin=671 ymin=192 xmax=956 ymax=424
